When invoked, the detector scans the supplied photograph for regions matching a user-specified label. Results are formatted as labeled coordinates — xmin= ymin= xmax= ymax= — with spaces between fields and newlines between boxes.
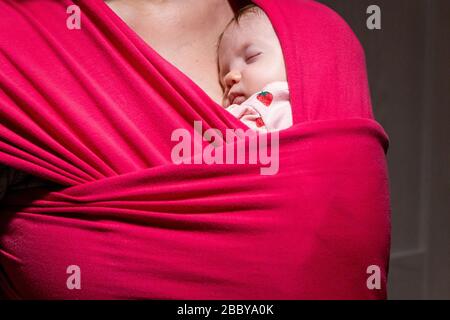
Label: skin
xmin=104 ymin=0 xmax=236 ymax=104
xmin=217 ymin=9 xmax=287 ymax=108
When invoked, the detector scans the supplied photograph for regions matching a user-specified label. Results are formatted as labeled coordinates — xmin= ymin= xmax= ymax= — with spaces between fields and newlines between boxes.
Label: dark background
xmin=317 ymin=0 xmax=449 ymax=299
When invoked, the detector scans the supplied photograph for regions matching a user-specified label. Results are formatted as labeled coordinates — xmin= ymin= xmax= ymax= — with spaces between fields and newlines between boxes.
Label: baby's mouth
xmin=228 ymin=93 xmax=246 ymax=106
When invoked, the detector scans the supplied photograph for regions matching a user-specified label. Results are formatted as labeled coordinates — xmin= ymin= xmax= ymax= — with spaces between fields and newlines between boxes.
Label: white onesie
xmin=225 ymin=81 xmax=293 ymax=132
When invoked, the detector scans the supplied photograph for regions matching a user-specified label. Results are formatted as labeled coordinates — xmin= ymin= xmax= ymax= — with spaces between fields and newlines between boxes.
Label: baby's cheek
xmin=259 ymin=59 xmax=286 ymax=86
xmin=243 ymin=66 xmax=266 ymax=94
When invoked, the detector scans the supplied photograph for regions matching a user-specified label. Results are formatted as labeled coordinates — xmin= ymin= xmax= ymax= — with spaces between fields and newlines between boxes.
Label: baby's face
xmin=218 ymin=10 xmax=287 ymax=108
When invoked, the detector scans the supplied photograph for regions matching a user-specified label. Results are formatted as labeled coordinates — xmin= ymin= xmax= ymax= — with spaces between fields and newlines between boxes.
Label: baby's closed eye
xmin=245 ymin=52 xmax=262 ymax=63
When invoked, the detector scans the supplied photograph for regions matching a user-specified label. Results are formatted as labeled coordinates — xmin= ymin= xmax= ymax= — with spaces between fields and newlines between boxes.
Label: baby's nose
xmin=224 ymin=70 xmax=242 ymax=88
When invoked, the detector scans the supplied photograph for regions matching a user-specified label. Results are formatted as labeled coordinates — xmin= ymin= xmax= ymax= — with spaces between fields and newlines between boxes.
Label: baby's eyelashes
xmin=245 ymin=52 xmax=262 ymax=63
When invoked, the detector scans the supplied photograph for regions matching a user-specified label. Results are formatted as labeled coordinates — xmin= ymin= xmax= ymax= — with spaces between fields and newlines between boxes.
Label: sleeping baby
xmin=217 ymin=4 xmax=293 ymax=132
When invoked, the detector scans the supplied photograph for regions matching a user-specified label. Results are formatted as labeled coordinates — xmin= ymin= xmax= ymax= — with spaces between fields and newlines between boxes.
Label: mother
xmin=0 ymin=0 xmax=391 ymax=299
xmin=0 ymin=0 xmax=241 ymax=194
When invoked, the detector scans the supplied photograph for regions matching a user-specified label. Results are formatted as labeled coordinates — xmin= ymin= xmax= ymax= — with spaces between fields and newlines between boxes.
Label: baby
xmin=217 ymin=5 xmax=293 ymax=132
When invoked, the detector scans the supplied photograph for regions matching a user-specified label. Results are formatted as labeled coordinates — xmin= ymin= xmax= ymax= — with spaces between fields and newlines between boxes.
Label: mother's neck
xmin=105 ymin=0 xmax=235 ymax=104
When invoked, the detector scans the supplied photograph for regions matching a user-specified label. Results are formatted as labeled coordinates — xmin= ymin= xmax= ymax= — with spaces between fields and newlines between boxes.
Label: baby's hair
xmin=216 ymin=4 xmax=262 ymax=51
xmin=235 ymin=4 xmax=261 ymax=24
